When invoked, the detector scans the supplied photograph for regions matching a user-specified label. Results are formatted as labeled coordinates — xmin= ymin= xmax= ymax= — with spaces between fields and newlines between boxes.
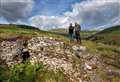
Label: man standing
xmin=68 ymin=23 xmax=74 ymax=41
xmin=75 ymin=22 xmax=82 ymax=44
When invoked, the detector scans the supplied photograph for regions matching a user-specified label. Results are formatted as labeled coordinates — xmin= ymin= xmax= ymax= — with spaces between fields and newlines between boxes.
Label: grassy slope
xmin=51 ymin=26 xmax=120 ymax=81
xmin=84 ymin=26 xmax=120 ymax=81
xmin=83 ymin=40 xmax=120 ymax=81
xmin=98 ymin=25 xmax=120 ymax=34
xmin=0 ymin=63 xmax=67 ymax=82
xmin=89 ymin=25 xmax=120 ymax=45
xmin=0 ymin=24 xmax=69 ymax=82
xmin=0 ymin=24 xmax=120 ymax=82
xmin=0 ymin=24 xmax=69 ymax=42
xmin=0 ymin=24 xmax=40 ymax=39
xmin=50 ymin=28 xmax=98 ymax=39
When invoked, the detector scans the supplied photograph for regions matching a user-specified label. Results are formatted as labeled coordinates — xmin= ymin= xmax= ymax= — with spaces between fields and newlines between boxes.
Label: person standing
xmin=75 ymin=22 xmax=82 ymax=44
xmin=68 ymin=23 xmax=74 ymax=41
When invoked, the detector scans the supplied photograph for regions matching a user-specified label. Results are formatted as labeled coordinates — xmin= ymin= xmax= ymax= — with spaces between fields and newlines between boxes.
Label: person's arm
xmin=79 ymin=25 xmax=81 ymax=31
xmin=67 ymin=27 xmax=69 ymax=33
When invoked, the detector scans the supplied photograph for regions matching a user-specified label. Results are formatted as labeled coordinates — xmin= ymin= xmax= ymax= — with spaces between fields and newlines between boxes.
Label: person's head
xmin=70 ymin=23 xmax=72 ymax=26
xmin=75 ymin=22 xmax=80 ymax=26
xmin=75 ymin=22 xmax=78 ymax=26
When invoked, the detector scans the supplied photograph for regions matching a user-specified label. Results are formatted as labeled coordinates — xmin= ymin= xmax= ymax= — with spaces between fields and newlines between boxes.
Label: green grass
xmin=83 ymin=40 xmax=120 ymax=70
xmin=81 ymin=31 xmax=98 ymax=39
xmin=0 ymin=62 xmax=67 ymax=82
xmin=89 ymin=25 xmax=120 ymax=46
xmin=50 ymin=28 xmax=98 ymax=39
xmin=99 ymin=70 xmax=120 ymax=82
xmin=0 ymin=24 xmax=69 ymax=42
xmin=82 ymin=40 xmax=120 ymax=82
xmin=0 ymin=24 xmax=70 ymax=82
xmin=0 ymin=24 xmax=120 ymax=82
xmin=98 ymin=25 xmax=120 ymax=34
xmin=82 ymin=40 xmax=98 ymax=53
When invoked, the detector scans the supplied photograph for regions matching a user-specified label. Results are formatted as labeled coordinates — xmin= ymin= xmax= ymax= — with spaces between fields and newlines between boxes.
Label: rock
xmin=85 ymin=63 xmax=92 ymax=70
xmin=0 ymin=36 xmax=107 ymax=82
xmin=79 ymin=46 xmax=86 ymax=51
xmin=72 ymin=45 xmax=79 ymax=51
xmin=75 ymin=50 xmax=82 ymax=58
xmin=107 ymin=69 xmax=120 ymax=77
xmin=49 ymin=37 xmax=53 ymax=40
xmin=72 ymin=45 xmax=86 ymax=52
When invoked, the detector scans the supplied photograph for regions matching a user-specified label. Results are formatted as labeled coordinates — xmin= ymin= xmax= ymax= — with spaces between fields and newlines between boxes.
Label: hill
xmin=50 ymin=28 xmax=98 ymax=39
xmin=0 ymin=24 xmax=39 ymax=30
xmin=88 ymin=25 xmax=120 ymax=45
xmin=0 ymin=24 xmax=68 ymax=42
xmin=0 ymin=24 xmax=120 ymax=82
xmin=0 ymin=24 xmax=40 ymax=40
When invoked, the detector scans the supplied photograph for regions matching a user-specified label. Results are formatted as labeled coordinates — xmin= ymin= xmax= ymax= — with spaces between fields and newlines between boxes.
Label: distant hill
xmin=0 ymin=24 xmax=42 ymax=41
xmin=88 ymin=25 xmax=120 ymax=45
xmin=50 ymin=28 xmax=67 ymax=33
xmin=96 ymin=25 xmax=120 ymax=34
xmin=0 ymin=24 xmax=39 ymax=30
xmin=0 ymin=24 xmax=68 ymax=42
xmin=50 ymin=28 xmax=98 ymax=39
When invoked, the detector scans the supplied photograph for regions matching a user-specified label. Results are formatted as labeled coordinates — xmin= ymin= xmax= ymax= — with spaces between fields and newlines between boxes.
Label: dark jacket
xmin=69 ymin=25 xmax=74 ymax=34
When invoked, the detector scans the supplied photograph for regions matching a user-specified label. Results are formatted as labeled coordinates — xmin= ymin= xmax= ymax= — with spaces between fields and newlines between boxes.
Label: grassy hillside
xmin=86 ymin=26 xmax=120 ymax=71
xmin=0 ymin=24 xmax=40 ymax=39
xmin=0 ymin=24 xmax=69 ymax=42
xmin=0 ymin=24 xmax=96 ymax=42
xmin=50 ymin=28 xmax=98 ymax=39
xmin=0 ymin=24 xmax=120 ymax=82
xmin=0 ymin=24 xmax=69 ymax=82
xmin=88 ymin=26 xmax=120 ymax=45
xmin=98 ymin=25 xmax=120 ymax=34
xmin=0 ymin=63 xmax=67 ymax=82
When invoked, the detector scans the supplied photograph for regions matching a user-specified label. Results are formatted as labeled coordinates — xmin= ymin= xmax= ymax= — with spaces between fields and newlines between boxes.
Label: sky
xmin=0 ymin=0 xmax=120 ymax=30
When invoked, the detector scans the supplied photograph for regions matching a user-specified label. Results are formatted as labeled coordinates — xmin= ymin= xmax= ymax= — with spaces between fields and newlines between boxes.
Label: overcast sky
xmin=0 ymin=0 xmax=120 ymax=30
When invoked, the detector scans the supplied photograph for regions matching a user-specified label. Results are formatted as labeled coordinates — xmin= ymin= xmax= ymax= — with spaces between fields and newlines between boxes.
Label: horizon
xmin=0 ymin=0 xmax=120 ymax=30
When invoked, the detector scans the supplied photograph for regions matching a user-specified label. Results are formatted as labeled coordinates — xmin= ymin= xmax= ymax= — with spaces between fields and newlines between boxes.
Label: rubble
xmin=0 ymin=36 xmax=112 ymax=82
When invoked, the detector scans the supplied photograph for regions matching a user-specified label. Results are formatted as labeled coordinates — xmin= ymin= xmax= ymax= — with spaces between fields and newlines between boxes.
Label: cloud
xmin=0 ymin=0 xmax=34 ymax=21
xmin=65 ymin=0 xmax=120 ymax=30
xmin=30 ymin=0 xmax=120 ymax=30
xmin=30 ymin=15 xmax=69 ymax=30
